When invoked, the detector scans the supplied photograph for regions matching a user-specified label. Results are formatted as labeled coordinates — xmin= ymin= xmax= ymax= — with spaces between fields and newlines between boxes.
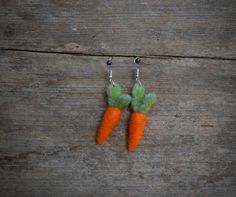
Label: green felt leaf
xmin=107 ymin=82 xmax=131 ymax=108
xmin=107 ymin=83 xmax=121 ymax=98
xmin=139 ymin=93 xmax=157 ymax=113
xmin=117 ymin=94 xmax=132 ymax=109
xmin=131 ymin=83 xmax=145 ymax=112
xmin=132 ymin=83 xmax=144 ymax=98
xmin=107 ymin=83 xmax=121 ymax=106
xmin=131 ymin=83 xmax=157 ymax=113
xmin=108 ymin=96 xmax=118 ymax=106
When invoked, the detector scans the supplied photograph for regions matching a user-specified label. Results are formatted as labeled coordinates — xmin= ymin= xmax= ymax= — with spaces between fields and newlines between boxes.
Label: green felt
xmin=131 ymin=83 xmax=144 ymax=112
xmin=107 ymin=83 xmax=131 ymax=109
xmin=131 ymin=83 xmax=156 ymax=113
xmin=117 ymin=94 xmax=131 ymax=109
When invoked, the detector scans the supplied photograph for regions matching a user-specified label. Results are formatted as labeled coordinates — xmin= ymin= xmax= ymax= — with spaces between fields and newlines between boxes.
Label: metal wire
xmin=107 ymin=57 xmax=115 ymax=85
xmin=108 ymin=68 xmax=115 ymax=85
xmin=134 ymin=57 xmax=142 ymax=85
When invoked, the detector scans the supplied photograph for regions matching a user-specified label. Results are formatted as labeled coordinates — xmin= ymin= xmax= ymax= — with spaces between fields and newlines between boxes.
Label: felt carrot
xmin=97 ymin=83 xmax=131 ymax=144
xmin=128 ymin=83 xmax=156 ymax=151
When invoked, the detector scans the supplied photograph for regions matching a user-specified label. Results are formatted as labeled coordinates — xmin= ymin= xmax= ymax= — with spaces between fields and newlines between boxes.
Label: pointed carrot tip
xmin=128 ymin=146 xmax=135 ymax=152
xmin=96 ymin=139 xmax=104 ymax=144
xmin=96 ymin=136 xmax=105 ymax=144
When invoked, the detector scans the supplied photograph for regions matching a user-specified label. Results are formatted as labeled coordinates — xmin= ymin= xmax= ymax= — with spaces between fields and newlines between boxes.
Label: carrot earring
xmin=97 ymin=58 xmax=131 ymax=144
xmin=128 ymin=57 xmax=157 ymax=151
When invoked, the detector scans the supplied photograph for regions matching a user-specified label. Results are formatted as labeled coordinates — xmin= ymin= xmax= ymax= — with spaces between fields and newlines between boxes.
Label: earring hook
xmin=107 ymin=57 xmax=115 ymax=85
xmin=134 ymin=57 xmax=142 ymax=85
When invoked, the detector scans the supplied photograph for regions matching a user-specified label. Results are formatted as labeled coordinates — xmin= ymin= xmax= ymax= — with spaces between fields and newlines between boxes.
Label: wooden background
xmin=0 ymin=0 xmax=236 ymax=196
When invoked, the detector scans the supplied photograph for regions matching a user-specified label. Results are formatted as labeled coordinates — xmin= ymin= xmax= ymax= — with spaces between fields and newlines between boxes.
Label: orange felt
xmin=128 ymin=112 xmax=147 ymax=151
xmin=96 ymin=106 xmax=122 ymax=144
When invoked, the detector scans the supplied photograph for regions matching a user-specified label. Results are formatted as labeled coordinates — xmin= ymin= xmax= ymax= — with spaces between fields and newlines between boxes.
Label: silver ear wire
xmin=107 ymin=57 xmax=115 ymax=85
xmin=134 ymin=57 xmax=142 ymax=85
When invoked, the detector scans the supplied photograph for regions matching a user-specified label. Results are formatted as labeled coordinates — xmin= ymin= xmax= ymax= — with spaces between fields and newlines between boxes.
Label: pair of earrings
xmin=96 ymin=57 xmax=156 ymax=152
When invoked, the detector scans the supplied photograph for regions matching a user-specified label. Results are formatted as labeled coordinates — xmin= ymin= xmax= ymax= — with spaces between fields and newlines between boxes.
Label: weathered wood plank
xmin=0 ymin=51 xmax=235 ymax=196
xmin=0 ymin=0 xmax=236 ymax=58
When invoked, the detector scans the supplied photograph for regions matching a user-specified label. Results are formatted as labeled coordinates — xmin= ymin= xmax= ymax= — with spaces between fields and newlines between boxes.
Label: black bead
xmin=107 ymin=59 xmax=112 ymax=65
xmin=134 ymin=57 xmax=141 ymax=64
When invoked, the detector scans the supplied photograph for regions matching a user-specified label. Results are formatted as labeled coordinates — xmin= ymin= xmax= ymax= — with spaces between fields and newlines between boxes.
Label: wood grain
xmin=0 ymin=0 xmax=236 ymax=58
xmin=1 ymin=0 xmax=236 ymax=196
xmin=0 ymin=51 xmax=235 ymax=196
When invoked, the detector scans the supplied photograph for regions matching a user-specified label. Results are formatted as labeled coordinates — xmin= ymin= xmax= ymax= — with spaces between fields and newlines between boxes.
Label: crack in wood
xmin=1 ymin=48 xmax=235 ymax=61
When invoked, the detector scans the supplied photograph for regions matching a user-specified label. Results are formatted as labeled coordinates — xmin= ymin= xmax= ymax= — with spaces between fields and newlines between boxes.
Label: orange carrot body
xmin=97 ymin=106 xmax=122 ymax=144
xmin=128 ymin=112 xmax=147 ymax=151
